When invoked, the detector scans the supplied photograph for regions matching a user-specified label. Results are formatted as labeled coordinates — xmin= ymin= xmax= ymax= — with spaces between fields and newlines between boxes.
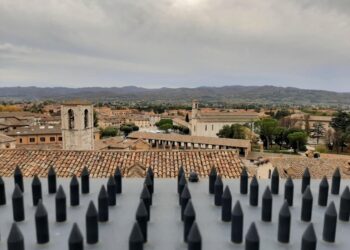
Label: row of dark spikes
xmin=205 ymin=166 xmax=350 ymax=250
xmin=6 ymin=165 xmax=124 ymax=250
xmin=178 ymin=167 xmax=202 ymax=250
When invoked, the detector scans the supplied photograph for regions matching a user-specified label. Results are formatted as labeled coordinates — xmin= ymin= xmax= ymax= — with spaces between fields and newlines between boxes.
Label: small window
xmin=19 ymin=138 xmax=23 ymax=143
xmin=5 ymin=143 xmax=10 ymax=149
xmin=50 ymin=137 xmax=56 ymax=142
xmin=212 ymin=124 xmax=214 ymax=130
xmin=84 ymin=109 xmax=89 ymax=129
xmin=68 ymin=109 xmax=75 ymax=129
xmin=40 ymin=137 xmax=46 ymax=142
xmin=29 ymin=138 xmax=35 ymax=143
xmin=58 ymin=137 xmax=62 ymax=142
xmin=205 ymin=125 xmax=207 ymax=131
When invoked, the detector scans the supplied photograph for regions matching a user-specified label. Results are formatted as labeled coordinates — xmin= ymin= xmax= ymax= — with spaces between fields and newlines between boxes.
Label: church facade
xmin=190 ymin=100 xmax=260 ymax=137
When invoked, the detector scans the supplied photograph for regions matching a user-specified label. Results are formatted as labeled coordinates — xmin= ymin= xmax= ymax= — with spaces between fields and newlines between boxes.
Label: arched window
xmin=84 ymin=109 xmax=89 ymax=128
xmin=68 ymin=109 xmax=74 ymax=129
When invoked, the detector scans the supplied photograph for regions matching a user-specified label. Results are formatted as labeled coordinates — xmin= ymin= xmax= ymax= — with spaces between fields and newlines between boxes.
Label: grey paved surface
xmin=0 ymin=177 xmax=349 ymax=249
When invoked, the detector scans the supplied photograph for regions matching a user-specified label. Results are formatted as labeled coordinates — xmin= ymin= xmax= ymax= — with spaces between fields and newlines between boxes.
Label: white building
xmin=190 ymin=100 xmax=259 ymax=137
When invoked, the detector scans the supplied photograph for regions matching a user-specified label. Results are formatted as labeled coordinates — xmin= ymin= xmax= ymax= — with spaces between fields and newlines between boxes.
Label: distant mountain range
xmin=0 ymin=85 xmax=349 ymax=105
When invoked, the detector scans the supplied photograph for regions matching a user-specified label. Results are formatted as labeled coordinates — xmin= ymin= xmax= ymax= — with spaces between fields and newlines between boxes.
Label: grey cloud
xmin=0 ymin=0 xmax=350 ymax=91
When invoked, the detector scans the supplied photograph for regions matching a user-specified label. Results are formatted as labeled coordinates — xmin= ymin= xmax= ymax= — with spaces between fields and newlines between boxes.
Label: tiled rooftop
xmin=0 ymin=149 xmax=244 ymax=178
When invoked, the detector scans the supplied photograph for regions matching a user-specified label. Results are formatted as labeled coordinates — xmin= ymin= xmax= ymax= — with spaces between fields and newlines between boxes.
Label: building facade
xmin=190 ymin=100 xmax=259 ymax=137
xmin=0 ymin=133 xmax=16 ymax=149
xmin=61 ymin=102 xmax=94 ymax=150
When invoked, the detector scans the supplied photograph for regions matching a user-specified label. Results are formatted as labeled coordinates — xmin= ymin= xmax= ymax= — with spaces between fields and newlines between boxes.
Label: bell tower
xmin=192 ymin=99 xmax=199 ymax=119
xmin=61 ymin=101 xmax=94 ymax=150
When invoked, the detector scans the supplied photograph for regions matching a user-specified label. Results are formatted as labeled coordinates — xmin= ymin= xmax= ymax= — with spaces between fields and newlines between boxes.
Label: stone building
xmin=0 ymin=133 xmax=16 ymax=149
xmin=190 ymin=100 xmax=259 ymax=137
xmin=61 ymin=101 xmax=94 ymax=150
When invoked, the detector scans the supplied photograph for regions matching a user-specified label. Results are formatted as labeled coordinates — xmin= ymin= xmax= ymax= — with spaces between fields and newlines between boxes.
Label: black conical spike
xmin=32 ymin=175 xmax=42 ymax=206
xmin=114 ymin=167 xmax=122 ymax=194
xmin=12 ymin=184 xmax=24 ymax=222
xmin=147 ymin=167 xmax=154 ymax=184
xmin=81 ymin=166 xmax=90 ymax=194
xmin=302 ymin=167 xmax=311 ymax=193
xmin=339 ymin=186 xmax=350 ymax=221
xmin=55 ymin=185 xmax=67 ymax=222
xmin=68 ymin=223 xmax=83 ymax=250
xmin=107 ymin=176 xmax=117 ymax=206
xmin=189 ymin=171 xmax=199 ymax=182
xmin=209 ymin=166 xmax=217 ymax=194
xmin=245 ymin=222 xmax=259 ymax=250
xmin=184 ymin=200 xmax=196 ymax=242
xmin=301 ymin=223 xmax=317 ymax=250
xmin=86 ymin=201 xmax=98 ymax=244
xmin=7 ymin=223 xmax=24 ymax=250
xmin=14 ymin=165 xmax=24 ymax=192
xmin=136 ymin=200 xmax=148 ymax=243
xmin=178 ymin=174 xmax=187 ymax=196
xmin=144 ymin=173 xmax=154 ymax=195
xmin=48 ymin=166 xmax=57 ymax=194
xmin=187 ymin=222 xmax=201 ymax=250
xmin=129 ymin=222 xmax=144 ymax=250
xmin=301 ymin=186 xmax=313 ymax=222
xmin=318 ymin=176 xmax=329 ymax=207
xmin=35 ymin=200 xmax=49 ymax=244
xmin=214 ymin=175 xmax=223 ymax=206
xmin=271 ymin=167 xmax=279 ymax=194
xmin=240 ymin=167 xmax=248 ymax=194
xmin=222 ymin=186 xmax=232 ymax=222
xmin=0 ymin=176 xmax=6 ymax=205
xmin=70 ymin=175 xmax=79 ymax=206
xmin=278 ymin=201 xmax=291 ymax=243
xmin=250 ymin=176 xmax=259 ymax=206
xmin=284 ymin=177 xmax=294 ymax=206
xmin=231 ymin=201 xmax=243 ymax=243
xmin=140 ymin=185 xmax=151 ymax=221
xmin=323 ymin=201 xmax=337 ymax=242
xmin=98 ymin=185 xmax=109 ymax=222
xmin=181 ymin=185 xmax=191 ymax=221
xmin=331 ymin=168 xmax=341 ymax=195
xmin=261 ymin=186 xmax=272 ymax=222
xmin=178 ymin=166 xmax=185 ymax=184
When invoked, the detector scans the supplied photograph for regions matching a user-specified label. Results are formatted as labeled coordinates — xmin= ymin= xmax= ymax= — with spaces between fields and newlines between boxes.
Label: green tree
xmin=274 ymin=109 xmax=291 ymax=120
xmin=331 ymin=111 xmax=350 ymax=132
xmin=120 ymin=123 xmax=139 ymax=136
xmin=100 ymin=127 xmax=118 ymax=138
xmin=310 ymin=122 xmax=325 ymax=144
xmin=155 ymin=119 xmax=173 ymax=128
xmin=330 ymin=111 xmax=350 ymax=153
xmin=287 ymin=132 xmax=308 ymax=153
xmin=159 ymin=123 xmax=173 ymax=133
xmin=274 ymin=127 xmax=288 ymax=150
xmin=217 ymin=124 xmax=246 ymax=139
xmin=255 ymin=119 xmax=278 ymax=149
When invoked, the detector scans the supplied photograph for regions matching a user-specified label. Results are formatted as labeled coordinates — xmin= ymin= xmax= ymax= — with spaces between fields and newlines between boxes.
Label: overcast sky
xmin=1 ymin=0 xmax=350 ymax=91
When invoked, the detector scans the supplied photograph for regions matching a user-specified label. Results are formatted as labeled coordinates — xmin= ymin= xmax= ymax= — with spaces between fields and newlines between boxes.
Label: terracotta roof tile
xmin=0 ymin=149 xmax=243 ymax=178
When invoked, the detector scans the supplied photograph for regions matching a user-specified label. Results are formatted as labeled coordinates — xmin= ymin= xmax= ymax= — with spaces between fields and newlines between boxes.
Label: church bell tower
xmin=61 ymin=101 xmax=94 ymax=150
